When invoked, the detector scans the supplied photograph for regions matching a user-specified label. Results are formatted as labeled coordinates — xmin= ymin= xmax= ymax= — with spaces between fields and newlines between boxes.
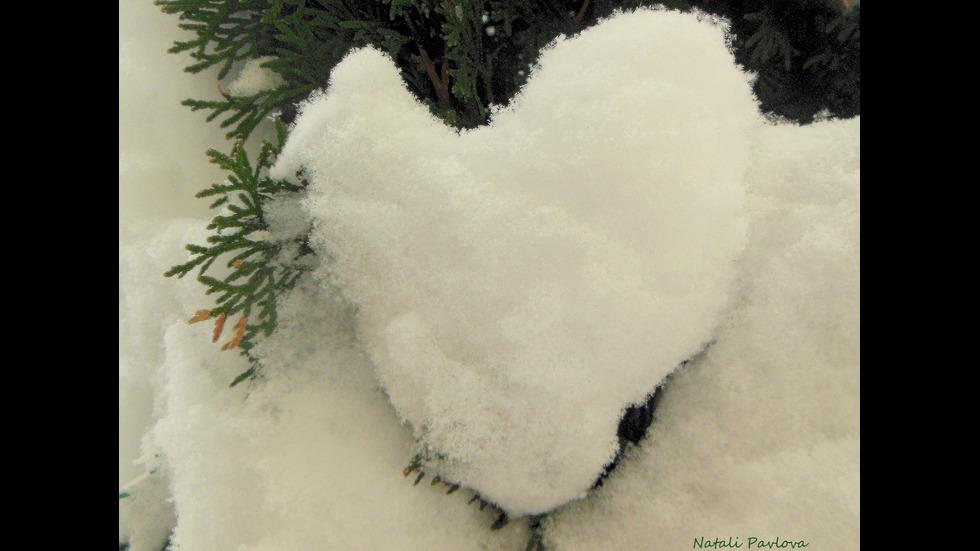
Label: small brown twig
xmin=221 ymin=315 xmax=248 ymax=350
xmin=440 ymin=51 xmax=449 ymax=94
xmin=574 ymin=0 xmax=590 ymax=23
xmin=189 ymin=310 xmax=212 ymax=324
xmin=212 ymin=312 xmax=227 ymax=343
xmin=417 ymin=43 xmax=451 ymax=107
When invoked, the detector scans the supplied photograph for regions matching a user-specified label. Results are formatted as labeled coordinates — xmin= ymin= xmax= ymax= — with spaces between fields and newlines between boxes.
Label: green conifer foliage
xmin=158 ymin=0 xmax=858 ymax=371
xmin=155 ymin=1 xmax=858 ymax=542
xmin=163 ymin=119 xmax=314 ymax=386
xmin=159 ymin=0 xmax=858 ymax=138
xmin=691 ymin=0 xmax=860 ymax=121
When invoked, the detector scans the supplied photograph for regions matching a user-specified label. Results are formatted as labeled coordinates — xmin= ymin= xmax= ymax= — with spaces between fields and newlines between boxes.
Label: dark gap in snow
xmin=592 ymin=341 xmax=713 ymax=489
xmin=591 ymin=381 xmax=668 ymax=490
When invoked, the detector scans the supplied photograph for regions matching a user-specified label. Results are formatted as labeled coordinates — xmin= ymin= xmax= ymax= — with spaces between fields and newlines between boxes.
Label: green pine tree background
xmin=159 ymin=0 xmax=858 ymax=138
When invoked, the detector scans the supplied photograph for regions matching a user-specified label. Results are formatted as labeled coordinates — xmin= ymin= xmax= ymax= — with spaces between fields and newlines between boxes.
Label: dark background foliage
xmin=159 ymin=0 xmax=859 ymax=137
xmin=145 ymin=3 xmax=859 ymax=548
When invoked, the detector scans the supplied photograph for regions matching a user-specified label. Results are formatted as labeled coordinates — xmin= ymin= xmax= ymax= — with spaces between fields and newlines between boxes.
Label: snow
xmin=150 ymin=278 xmax=532 ymax=551
xmin=118 ymin=0 xmax=230 ymax=232
xmin=120 ymin=4 xmax=859 ymax=550
xmin=119 ymin=219 xmax=208 ymax=550
xmin=270 ymin=8 xmax=759 ymax=516
xmin=119 ymin=0 xmax=242 ymax=546
xmin=540 ymin=117 xmax=860 ymax=550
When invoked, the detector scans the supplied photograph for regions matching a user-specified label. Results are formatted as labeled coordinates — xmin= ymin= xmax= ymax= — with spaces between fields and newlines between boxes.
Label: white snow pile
xmin=541 ymin=116 xmax=860 ymax=550
xmin=119 ymin=6 xmax=859 ymax=550
xmin=270 ymin=8 xmax=759 ymax=516
xmin=148 ymin=276 xmax=532 ymax=551
xmin=119 ymin=220 xmax=209 ymax=551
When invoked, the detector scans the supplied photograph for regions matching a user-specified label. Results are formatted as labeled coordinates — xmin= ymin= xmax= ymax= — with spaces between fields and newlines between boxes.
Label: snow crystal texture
xmin=121 ymin=6 xmax=859 ymax=550
xmin=150 ymin=280 xmax=532 ymax=551
xmin=272 ymin=8 xmax=760 ymax=516
xmin=542 ymin=116 xmax=861 ymax=550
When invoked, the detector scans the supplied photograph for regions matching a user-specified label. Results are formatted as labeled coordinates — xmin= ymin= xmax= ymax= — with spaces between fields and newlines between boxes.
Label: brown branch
xmin=441 ymin=53 xmax=449 ymax=95
xmin=417 ymin=43 xmax=450 ymax=107
xmin=574 ymin=0 xmax=590 ymax=23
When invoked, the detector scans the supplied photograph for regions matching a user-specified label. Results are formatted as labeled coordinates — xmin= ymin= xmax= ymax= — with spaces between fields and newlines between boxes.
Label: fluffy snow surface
xmin=270 ymin=9 xmax=758 ymax=516
xmin=541 ymin=117 xmax=860 ymax=550
xmin=119 ymin=6 xmax=859 ymax=550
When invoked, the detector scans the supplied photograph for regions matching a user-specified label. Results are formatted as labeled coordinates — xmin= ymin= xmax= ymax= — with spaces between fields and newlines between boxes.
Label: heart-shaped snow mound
xmin=271 ymin=8 xmax=760 ymax=516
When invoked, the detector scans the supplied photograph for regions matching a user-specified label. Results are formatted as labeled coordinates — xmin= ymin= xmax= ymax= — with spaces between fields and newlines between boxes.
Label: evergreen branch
xmin=229 ymin=365 xmax=257 ymax=387
xmin=400 ymin=450 xmax=519 ymax=533
xmin=744 ymin=11 xmax=800 ymax=72
xmin=150 ymin=1 xmax=857 ymax=544
xmin=574 ymin=0 xmax=590 ymax=24
xmin=166 ymin=118 xmax=312 ymax=385
xmin=417 ymin=43 xmax=451 ymax=107
xmin=525 ymin=522 xmax=546 ymax=551
xmin=181 ymin=80 xmax=312 ymax=142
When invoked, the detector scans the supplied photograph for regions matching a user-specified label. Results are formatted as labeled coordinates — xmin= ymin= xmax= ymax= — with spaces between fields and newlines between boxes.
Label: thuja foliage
xmin=157 ymin=0 xmax=858 ymax=367
xmin=402 ymin=452 xmax=513 ymax=531
xmin=157 ymin=0 xmax=859 ymax=543
xmin=692 ymin=0 xmax=860 ymax=121
xmin=163 ymin=118 xmax=314 ymax=386
xmin=158 ymin=0 xmax=858 ymax=141
xmin=157 ymin=0 xmax=857 ymax=363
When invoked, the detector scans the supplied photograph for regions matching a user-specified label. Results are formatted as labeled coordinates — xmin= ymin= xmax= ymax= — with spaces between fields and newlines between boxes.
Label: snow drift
xmin=119 ymin=6 xmax=859 ymax=550
xmin=271 ymin=8 xmax=760 ymax=515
